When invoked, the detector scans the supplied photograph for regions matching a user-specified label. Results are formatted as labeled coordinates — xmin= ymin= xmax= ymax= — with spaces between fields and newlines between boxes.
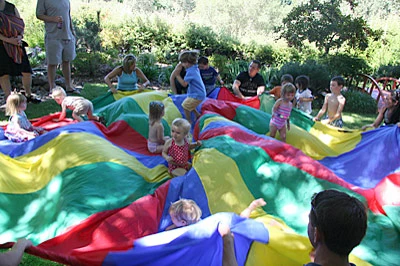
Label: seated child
xmin=4 ymin=93 xmax=46 ymax=142
xmin=198 ymin=56 xmax=224 ymax=95
xmin=51 ymin=86 xmax=106 ymax=124
xmin=269 ymin=83 xmax=296 ymax=143
xmin=148 ymin=101 xmax=170 ymax=153
xmin=313 ymin=76 xmax=346 ymax=128
xmin=166 ymin=198 xmax=266 ymax=231
xmin=162 ymin=118 xmax=201 ymax=177
xmin=294 ymin=75 xmax=313 ymax=114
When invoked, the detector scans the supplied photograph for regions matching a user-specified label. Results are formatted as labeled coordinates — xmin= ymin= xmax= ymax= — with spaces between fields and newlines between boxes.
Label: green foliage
xmin=225 ymin=60 xmax=249 ymax=86
xmin=276 ymin=0 xmax=381 ymax=54
xmin=73 ymin=52 xmax=110 ymax=76
xmin=320 ymin=54 xmax=372 ymax=78
xmin=278 ymin=60 xmax=331 ymax=93
xmin=342 ymin=89 xmax=378 ymax=114
xmin=73 ymin=7 xmax=102 ymax=52
xmin=243 ymin=42 xmax=276 ymax=65
xmin=209 ymin=54 xmax=229 ymax=81
xmin=184 ymin=24 xmax=219 ymax=55
xmin=375 ymin=65 xmax=400 ymax=78
xmin=136 ymin=53 xmax=160 ymax=81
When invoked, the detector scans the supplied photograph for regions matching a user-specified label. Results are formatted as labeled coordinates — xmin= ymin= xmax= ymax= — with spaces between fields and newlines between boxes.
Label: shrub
xmin=319 ymin=54 xmax=371 ymax=78
xmin=73 ymin=51 xmax=110 ymax=76
xmin=375 ymin=65 xmax=400 ymax=78
xmin=136 ymin=53 xmax=160 ymax=81
xmin=342 ymin=89 xmax=377 ymax=114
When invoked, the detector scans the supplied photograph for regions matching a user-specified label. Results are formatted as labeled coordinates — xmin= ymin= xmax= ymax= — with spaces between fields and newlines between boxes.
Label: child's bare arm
xmin=189 ymin=140 xmax=202 ymax=150
xmin=165 ymin=224 xmax=177 ymax=231
xmin=272 ymin=99 xmax=282 ymax=113
xmin=240 ymin=198 xmax=266 ymax=218
xmin=162 ymin=139 xmax=174 ymax=163
xmin=58 ymin=103 xmax=67 ymax=121
xmin=314 ymin=95 xmax=328 ymax=121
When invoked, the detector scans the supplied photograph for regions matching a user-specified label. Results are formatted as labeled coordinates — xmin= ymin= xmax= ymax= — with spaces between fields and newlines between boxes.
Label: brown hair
xmin=149 ymin=101 xmax=165 ymax=125
xmin=169 ymin=199 xmax=202 ymax=226
xmin=179 ymin=50 xmax=199 ymax=65
xmin=281 ymin=83 xmax=296 ymax=97
xmin=122 ymin=54 xmax=137 ymax=73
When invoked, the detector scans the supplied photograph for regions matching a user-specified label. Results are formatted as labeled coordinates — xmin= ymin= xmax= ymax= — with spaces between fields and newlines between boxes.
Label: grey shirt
xmin=36 ymin=0 xmax=74 ymax=40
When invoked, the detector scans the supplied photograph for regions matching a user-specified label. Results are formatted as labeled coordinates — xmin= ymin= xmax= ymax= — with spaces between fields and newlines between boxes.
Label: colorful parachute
xmin=0 ymin=87 xmax=399 ymax=266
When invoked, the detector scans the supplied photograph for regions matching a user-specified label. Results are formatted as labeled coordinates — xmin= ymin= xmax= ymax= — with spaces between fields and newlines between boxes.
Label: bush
xmin=342 ymin=89 xmax=377 ymax=114
xmin=375 ymin=65 xmax=400 ymax=78
xmin=319 ymin=54 xmax=371 ymax=78
xmin=136 ymin=53 xmax=160 ymax=81
xmin=73 ymin=52 xmax=110 ymax=76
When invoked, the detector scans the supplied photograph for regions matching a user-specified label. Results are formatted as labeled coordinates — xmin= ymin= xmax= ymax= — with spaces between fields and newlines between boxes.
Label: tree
xmin=275 ymin=0 xmax=381 ymax=54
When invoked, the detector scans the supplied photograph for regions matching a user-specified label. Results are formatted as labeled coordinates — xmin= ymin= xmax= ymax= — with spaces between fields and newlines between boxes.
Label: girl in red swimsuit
xmin=162 ymin=118 xmax=202 ymax=177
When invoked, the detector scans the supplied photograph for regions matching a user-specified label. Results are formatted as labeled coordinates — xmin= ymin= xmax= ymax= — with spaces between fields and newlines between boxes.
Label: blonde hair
xmin=281 ymin=83 xmax=296 ymax=97
xmin=178 ymin=50 xmax=199 ymax=65
xmin=169 ymin=199 xmax=202 ymax=225
xmin=149 ymin=101 xmax=165 ymax=125
xmin=171 ymin=118 xmax=191 ymax=135
xmin=51 ymin=86 xmax=67 ymax=99
xmin=122 ymin=54 xmax=137 ymax=73
xmin=5 ymin=93 xmax=26 ymax=116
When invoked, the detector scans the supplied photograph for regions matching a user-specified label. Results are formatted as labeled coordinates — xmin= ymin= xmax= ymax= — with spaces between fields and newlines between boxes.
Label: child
xmin=51 ymin=86 xmax=106 ymax=124
xmin=313 ymin=76 xmax=346 ymax=128
xmin=170 ymin=50 xmax=206 ymax=125
xmin=4 ymin=93 xmax=46 ymax=142
xmin=198 ymin=56 xmax=224 ymax=95
xmin=166 ymin=198 xmax=266 ymax=231
xmin=269 ymin=83 xmax=296 ymax=143
xmin=266 ymin=74 xmax=293 ymax=99
xmin=148 ymin=101 xmax=170 ymax=153
xmin=294 ymin=75 xmax=313 ymax=114
xmin=162 ymin=118 xmax=202 ymax=177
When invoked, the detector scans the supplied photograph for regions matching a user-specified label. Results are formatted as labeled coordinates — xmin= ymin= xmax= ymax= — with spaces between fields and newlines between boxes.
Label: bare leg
xmin=184 ymin=108 xmax=192 ymax=124
xmin=21 ymin=72 xmax=33 ymax=97
xmin=269 ymin=123 xmax=278 ymax=138
xmin=47 ymin=64 xmax=57 ymax=89
xmin=0 ymin=75 xmax=11 ymax=98
xmin=87 ymin=109 xmax=99 ymax=121
xmin=218 ymin=224 xmax=238 ymax=266
xmin=240 ymin=198 xmax=266 ymax=218
xmin=72 ymin=112 xmax=84 ymax=122
xmin=279 ymin=127 xmax=287 ymax=142
xmin=193 ymin=108 xmax=201 ymax=119
xmin=62 ymin=61 xmax=73 ymax=91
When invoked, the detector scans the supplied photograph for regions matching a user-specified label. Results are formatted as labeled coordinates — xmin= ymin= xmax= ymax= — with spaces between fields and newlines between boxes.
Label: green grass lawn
xmin=0 ymin=84 xmax=376 ymax=265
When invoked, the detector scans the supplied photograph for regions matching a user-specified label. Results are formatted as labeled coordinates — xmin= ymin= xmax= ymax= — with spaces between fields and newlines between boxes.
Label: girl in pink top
xmin=162 ymin=118 xmax=201 ymax=177
xmin=269 ymin=83 xmax=296 ymax=143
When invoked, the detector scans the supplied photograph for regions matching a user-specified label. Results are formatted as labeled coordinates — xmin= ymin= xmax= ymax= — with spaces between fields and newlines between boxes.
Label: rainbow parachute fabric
xmin=0 ymin=87 xmax=399 ymax=266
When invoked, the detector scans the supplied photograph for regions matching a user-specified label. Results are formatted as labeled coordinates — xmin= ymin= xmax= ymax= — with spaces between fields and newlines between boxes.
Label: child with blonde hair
xmin=148 ymin=101 xmax=170 ymax=153
xmin=166 ymin=198 xmax=266 ymax=230
xmin=269 ymin=83 xmax=296 ymax=142
xmin=4 ymin=93 xmax=46 ymax=142
xmin=170 ymin=50 xmax=206 ymax=125
xmin=162 ymin=118 xmax=202 ymax=177
xmin=51 ymin=86 xmax=105 ymax=124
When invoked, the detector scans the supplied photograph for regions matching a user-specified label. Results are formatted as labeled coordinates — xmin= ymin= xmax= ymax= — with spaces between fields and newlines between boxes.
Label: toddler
xmin=198 ymin=56 xmax=224 ymax=95
xmin=166 ymin=198 xmax=266 ymax=231
xmin=148 ymin=101 xmax=170 ymax=153
xmin=51 ymin=86 xmax=105 ymax=124
xmin=162 ymin=118 xmax=201 ymax=177
xmin=269 ymin=83 xmax=296 ymax=142
xmin=294 ymin=75 xmax=313 ymax=114
xmin=170 ymin=50 xmax=206 ymax=125
xmin=4 ymin=93 xmax=46 ymax=142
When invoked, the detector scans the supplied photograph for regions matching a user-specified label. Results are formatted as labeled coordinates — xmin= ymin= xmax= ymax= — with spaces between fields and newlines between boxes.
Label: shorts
xmin=147 ymin=141 xmax=158 ymax=153
xmin=45 ymin=38 xmax=76 ymax=65
xmin=325 ymin=116 xmax=344 ymax=128
xmin=182 ymin=97 xmax=203 ymax=111
xmin=73 ymin=99 xmax=92 ymax=116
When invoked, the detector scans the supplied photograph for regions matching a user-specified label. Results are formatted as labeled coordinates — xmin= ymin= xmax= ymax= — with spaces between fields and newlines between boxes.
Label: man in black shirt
xmin=232 ymin=60 xmax=265 ymax=99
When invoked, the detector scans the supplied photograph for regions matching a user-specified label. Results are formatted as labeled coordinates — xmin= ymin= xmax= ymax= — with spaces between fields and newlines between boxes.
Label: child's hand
xmin=196 ymin=140 xmax=202 ymax=147
xmin=321 ymin=119 xmax=330 ymax=125
xmin=110 ymin=88 xmax=118 ymax=94
xmin=53 ymin=118 xmax=60 ymax=122
xmin=313 ymin=117 xmax=320 ymax=122
xmin=165 ymin=155 xmax=175 ymax=164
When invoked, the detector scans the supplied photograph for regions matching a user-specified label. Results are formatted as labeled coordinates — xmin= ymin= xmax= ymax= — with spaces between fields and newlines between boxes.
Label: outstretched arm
xmin=232 ymin=80 xmax=245 ymax=99
xmin=240 ymin=198 xmax=266 ymax=218
xmin=0 ymin=239 xmax=32 ymax=266
xmin=314 ymin=95 xmax=328 ymax=121
xmin=362 ymin=107 xmax=385 ymax=130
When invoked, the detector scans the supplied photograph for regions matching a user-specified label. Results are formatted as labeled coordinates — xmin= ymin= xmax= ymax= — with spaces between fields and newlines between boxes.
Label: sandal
xmin=26 ymin=95 xmax=42 ymax=104
xmin=66 ymin=88 xmax=81 ymax=94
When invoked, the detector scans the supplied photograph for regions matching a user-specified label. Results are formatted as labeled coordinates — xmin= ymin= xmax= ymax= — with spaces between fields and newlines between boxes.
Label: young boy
xmin=197 ymin=56 xmax=224 ymax=95
xmin=51 ymin=86 xmax=106 ymax=124
xmin=266 ymin=74 xmax=293 ymax=99
xmin=170 ymin=51 xmax=206 ymax=125
xmin=313 ymin=76 xmax=346 ymax=128
xmin=306 ymin=189 xmax=367 ymax=266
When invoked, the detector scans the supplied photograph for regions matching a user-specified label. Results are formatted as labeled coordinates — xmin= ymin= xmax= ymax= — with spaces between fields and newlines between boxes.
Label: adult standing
xmin=0 ymin=0 xmax=40 ymax=104
xmin=36 ymin=0 xmax=77 ymax=93
xmin=232 ymin=60 xmax=265 ymax=99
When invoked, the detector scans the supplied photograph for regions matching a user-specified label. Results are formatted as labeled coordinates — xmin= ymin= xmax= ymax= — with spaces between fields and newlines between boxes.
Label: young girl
xmin=295 ymin=75 xmax=313 ymax=114
xmin=170 ymin=50 xmax=206 ymax=125
xmin=269 ymin=83 xmax=296 ymax=142
xmin=148 ymin=101 xmax=170 ymax=153
xmin=4 ymin=93 xmax=46 ymax=142
xmin=51 ymin=86 xmax=106 ymax=124
xmin=362 ymin=90 xmax=400 ymax=130
xmin=162 ymin=118 xmax=202 ymax=177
